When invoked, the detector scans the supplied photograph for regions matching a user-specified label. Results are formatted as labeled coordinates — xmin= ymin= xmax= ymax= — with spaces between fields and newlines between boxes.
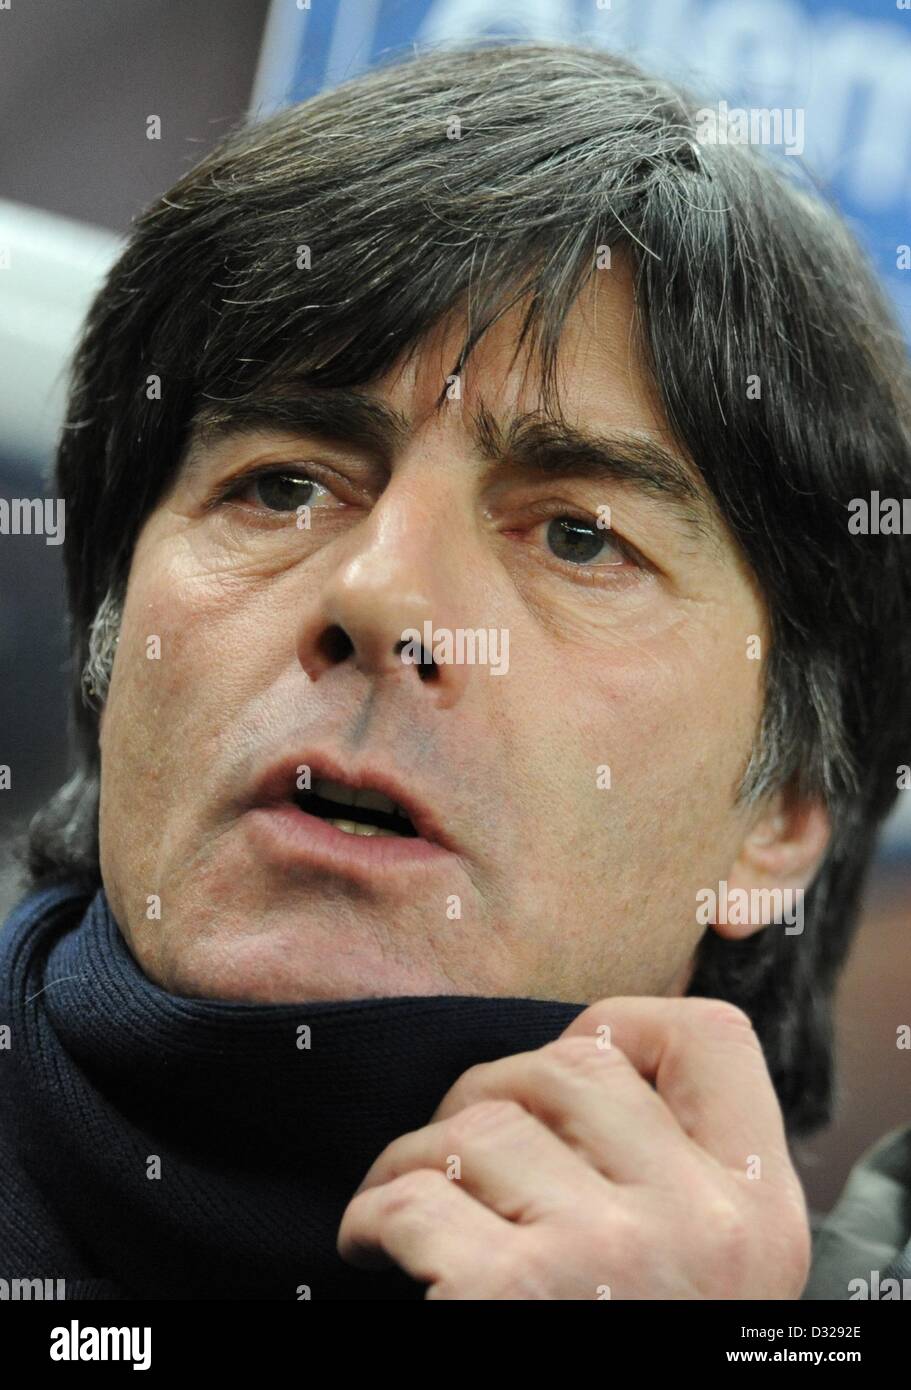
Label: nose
xmin=295 ymin=482 xmax=475 ymax=711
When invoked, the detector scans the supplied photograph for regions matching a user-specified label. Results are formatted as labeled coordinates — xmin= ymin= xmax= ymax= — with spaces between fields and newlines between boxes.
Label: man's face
xmin=98 ymin=265 xmax=769 ymax=1003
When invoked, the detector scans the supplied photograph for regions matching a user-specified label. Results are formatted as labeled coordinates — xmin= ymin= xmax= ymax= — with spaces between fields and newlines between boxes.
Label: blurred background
xmin=0 ymin=0 xmax=908 ymax=1216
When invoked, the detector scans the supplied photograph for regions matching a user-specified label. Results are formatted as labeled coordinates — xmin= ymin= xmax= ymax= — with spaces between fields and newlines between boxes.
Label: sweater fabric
xmin=0 ymin=880 xmax=586 ymax=1298
xmin=2 ymin=881 xmax=909 ymax=1299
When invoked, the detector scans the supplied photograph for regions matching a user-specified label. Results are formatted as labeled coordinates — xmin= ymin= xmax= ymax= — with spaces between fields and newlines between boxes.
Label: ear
xmin=713 ymin=786 xmax=831 ymax=942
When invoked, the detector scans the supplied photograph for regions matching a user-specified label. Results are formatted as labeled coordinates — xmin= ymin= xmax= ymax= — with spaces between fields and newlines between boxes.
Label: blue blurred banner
xmin=251 ymin=0 xmax=911 ymax=337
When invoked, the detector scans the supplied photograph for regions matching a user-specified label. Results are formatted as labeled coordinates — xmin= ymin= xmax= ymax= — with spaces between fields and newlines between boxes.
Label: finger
xmin=421 ymin=1040 xmax=705 ymax=1188
xmin=338 ymin=1166 xmax=515 ymax=1291
xmin=559 ymin=996 xmax=791 ymax=1175
xmin=351 ymin=1096 xmax=613 ymax=1220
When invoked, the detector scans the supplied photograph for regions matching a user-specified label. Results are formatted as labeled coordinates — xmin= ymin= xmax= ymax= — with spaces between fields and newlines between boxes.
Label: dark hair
xmin=23 ymin=40 xmax=911 ymax=1137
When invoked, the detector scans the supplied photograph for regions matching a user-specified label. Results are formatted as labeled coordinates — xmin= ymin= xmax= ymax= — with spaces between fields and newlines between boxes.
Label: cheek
xmin=548 ymin=607 xmax=763 ymax=864
xmin=542 ymin=635 xmax=759 ymax=986
xmin=110 ymin=543 xmax=269 ymax=713
xmin=99 ymin=563 xmax=242 ymax=821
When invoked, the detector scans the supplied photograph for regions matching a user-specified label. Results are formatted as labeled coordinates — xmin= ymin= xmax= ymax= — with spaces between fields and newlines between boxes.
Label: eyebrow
xmin=470 ymin=402 xmax=719 ymax=542
xmin=182 ymin=388 xmax=720 ymax=542
xmin=184 ymin=389 xmax=410 ymax=471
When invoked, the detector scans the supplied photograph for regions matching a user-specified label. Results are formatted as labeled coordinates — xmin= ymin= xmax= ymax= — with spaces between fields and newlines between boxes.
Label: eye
xmin=220 ymin=468 xmax=334 ymax=513
xmin=538 ymin=515 xmax=633 ymax=569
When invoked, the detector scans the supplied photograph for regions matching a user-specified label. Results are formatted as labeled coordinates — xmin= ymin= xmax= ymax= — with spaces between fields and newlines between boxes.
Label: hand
xmin=336 ymin=997 xmax=812 ymax=1299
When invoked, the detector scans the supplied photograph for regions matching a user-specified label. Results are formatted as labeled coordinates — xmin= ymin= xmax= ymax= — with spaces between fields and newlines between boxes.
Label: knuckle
xmin=486 ymin=1239 xmax=555 ymax=1300
xmin=706 ymin=1195 xmax=750 ymax=1256
xmin=589 ymin=1205 xmax=640 ymax=1272
xmin=450 ymin=1060 xmax=491 ymax=1093
xmin=375 ymin=1167 xmax=442 ymax=1217
xmin=687 ymin=997 xmax=758 ymax=1038
xmin=442 ymin=1060 xmax=497 ymax=1111
xmin=445 ymin=1097 xmax=529 ymax=1144
xmin=542 ymin=1035 xmax=627 ymax=1078
xmin=698 ymin=1192 xmax=756 ymax=1288
xmin=567 ymin=999 xmax=615 ymax=1033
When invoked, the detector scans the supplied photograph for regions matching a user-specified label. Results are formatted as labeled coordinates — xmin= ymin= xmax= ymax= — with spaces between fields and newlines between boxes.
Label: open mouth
xmin=293 ymin=777 xmax=419 ymax=839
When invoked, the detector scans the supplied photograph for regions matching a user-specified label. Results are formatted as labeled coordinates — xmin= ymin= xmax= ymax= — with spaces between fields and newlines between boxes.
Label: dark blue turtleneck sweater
xmin=0 ymin=881 xmax=587 ymax=1299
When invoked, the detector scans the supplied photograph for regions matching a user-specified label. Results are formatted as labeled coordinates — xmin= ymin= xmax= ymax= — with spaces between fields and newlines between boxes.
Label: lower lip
xmin=243 ymin=802 xmax=458 ymax=883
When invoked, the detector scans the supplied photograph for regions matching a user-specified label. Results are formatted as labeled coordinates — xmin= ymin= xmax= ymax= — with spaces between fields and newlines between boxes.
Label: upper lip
xmin=248 ymin=749 xmax=459 ymax=854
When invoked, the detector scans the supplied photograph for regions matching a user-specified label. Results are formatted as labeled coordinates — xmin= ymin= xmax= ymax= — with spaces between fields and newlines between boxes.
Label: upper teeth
xmin=313 ymin=777 xmax=402 ymax=818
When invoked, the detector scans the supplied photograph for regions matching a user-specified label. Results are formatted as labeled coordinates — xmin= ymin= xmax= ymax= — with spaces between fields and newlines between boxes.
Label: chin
xmin=146 ymin=931 xmax=454 ymax=1004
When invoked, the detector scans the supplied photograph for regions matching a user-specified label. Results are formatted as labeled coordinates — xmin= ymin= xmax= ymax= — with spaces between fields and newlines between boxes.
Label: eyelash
xmin=212 ymin=465 xmax=648 ymax=585
xmin=211 ymin=465 xmax=336 ymax=510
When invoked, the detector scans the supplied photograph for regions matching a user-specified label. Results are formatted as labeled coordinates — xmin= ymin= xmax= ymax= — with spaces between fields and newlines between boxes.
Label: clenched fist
xmin=337 ymin=997 xmax=812 ymax=1299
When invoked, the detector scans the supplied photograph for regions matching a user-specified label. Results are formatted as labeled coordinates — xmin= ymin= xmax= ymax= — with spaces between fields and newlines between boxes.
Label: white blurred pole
xmin=0 ymin=199 xmax=121 ymax=470
xmin=249 ymin=0 xmax=309 ymax=119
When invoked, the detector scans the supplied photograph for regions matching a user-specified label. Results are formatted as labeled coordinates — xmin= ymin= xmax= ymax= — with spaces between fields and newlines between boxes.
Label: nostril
xmin=394 ymin=639 xmax=438 ymax=681
xmin=317 ymin=625 xmax=354 ymax=665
